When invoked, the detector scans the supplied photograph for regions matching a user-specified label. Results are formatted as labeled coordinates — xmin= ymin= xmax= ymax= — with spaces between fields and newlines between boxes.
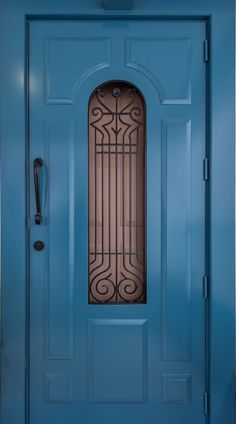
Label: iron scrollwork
xmin=89 ymin=82 xmax=146 ymax=304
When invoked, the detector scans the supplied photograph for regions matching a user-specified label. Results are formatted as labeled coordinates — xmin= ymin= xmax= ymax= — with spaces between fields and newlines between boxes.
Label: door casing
xmin=0 ymin=1 xmax=235 ymax=424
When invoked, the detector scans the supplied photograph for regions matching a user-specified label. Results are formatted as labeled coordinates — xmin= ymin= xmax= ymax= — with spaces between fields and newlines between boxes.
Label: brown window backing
xmin=89 ymin=81 xmax=146 ymax=304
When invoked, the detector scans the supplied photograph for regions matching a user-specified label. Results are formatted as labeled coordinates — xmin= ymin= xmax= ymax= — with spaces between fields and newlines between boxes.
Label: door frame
xmin=0 ymin=1 xmax=235 ymax=424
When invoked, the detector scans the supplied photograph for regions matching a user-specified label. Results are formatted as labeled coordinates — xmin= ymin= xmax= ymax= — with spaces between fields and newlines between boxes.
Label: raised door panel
xmin=44 ymin=37 xmax=111 ymax=103
xmin=125 ymin=37 xmax=192 ymax=104
xmin=161 ymin=119 xmax=192 ymax=361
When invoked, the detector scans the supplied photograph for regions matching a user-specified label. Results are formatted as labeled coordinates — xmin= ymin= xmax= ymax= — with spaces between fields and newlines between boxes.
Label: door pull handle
xmin=33 ymin=158 xmax=43 ymax=225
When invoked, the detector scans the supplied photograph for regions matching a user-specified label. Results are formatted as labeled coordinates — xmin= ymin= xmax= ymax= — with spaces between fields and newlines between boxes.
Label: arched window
xmin=89 ymin=82 xmax=146 ymax=303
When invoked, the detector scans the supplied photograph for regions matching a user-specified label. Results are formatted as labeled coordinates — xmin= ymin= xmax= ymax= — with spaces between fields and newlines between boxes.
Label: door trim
xmin=0 ymin=4 xmax=235 ymax=424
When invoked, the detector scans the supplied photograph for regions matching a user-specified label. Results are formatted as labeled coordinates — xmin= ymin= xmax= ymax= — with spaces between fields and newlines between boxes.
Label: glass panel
xmin=89 ymin=82 xmax=146 ymax=304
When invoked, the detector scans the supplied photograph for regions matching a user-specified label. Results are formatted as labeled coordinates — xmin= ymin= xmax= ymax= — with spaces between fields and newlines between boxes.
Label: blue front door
xmin=29 ymin=19 xmax=206 ymax=424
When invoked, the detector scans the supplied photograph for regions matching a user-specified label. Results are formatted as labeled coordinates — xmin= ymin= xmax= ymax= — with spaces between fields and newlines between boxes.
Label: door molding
xmin=0 ymin=3 xmax=235 ymax=424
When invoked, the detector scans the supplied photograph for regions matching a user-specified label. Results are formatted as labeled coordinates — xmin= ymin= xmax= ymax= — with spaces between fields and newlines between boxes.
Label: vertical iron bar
xmin=129 ymin=119 xmax=132 ymax=275
xmin=115 ymin=94 xmax=118 ymax=301
xmin=122 ymin=104 xmax=125 ymax=292
xmin=136 ymin=126 xmax=143 ymax=264
xmin=108 ymin=104 xmax=111 ymax=292
xmin=136 ymin=127 xmax=138 ymax=264
xmin=94 ymin=128 xmax=97 ymax=260
xmin=102 ymin=117 xmax=104 ymax=272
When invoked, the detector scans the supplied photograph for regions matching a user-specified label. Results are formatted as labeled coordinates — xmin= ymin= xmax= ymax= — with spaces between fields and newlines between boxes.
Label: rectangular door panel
xmin=88 ymin=319 xmax=148 ymax=403
xmin=161 ymin=119 xmax=192 ymax=361
xmin=43 ymin=120 xmax=75 ymax=360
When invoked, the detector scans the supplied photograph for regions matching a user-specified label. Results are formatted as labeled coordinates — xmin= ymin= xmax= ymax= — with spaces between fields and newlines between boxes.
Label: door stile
xmin=25 ymin=19 xmax=31 ymax=424
xmin=203 ymin=18 xmax=211 ymax=423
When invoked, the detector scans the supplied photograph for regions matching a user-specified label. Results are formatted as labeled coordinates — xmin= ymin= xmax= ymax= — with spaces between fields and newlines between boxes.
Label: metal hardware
xmin=103 ymin=0 xmax=133 ymax=10
xmin=203 ymin=158 xmax=209 ymax=181
xmin=203 ymin=276 xmax=209 ymax=299
xmin=203 ymin=392 xmax=209 ymax=415
xmin=204 ymin=39 xmax=209 ymax=62
xmin=33 ymin=240 xmax=45 ymax=251
xmin=33 ymin=158 xmax=43 ymax=224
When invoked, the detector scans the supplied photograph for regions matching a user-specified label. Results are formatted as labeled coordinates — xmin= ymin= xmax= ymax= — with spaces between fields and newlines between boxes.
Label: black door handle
xmin=33 ymin=158 xmax=43 ymax=225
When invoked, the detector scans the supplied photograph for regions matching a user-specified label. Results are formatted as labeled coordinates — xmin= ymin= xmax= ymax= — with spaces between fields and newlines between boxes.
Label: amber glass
xmin=89 ymin=82 xmax=146 ymax=303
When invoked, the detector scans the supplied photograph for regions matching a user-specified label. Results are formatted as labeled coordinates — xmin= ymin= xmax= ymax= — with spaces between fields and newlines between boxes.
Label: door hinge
xmin=203 ymin=158 xmax=209 ymax=181
xmin=203 ymin=276 xmax=209 ymax=299
xmin=204 ymin=39 xmax=209 ymax=62
xmin=204 ymin=392 xmax=210 ymax=415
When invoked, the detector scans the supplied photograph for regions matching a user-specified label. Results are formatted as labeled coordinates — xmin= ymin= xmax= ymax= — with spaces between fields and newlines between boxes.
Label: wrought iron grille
xmin=89 ymin=82 xmax=146 ymax=304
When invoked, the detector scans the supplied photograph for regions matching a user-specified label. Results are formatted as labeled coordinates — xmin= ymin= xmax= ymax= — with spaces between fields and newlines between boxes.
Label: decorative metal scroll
xmin=89 ymin=82 xmax=146 ymax=304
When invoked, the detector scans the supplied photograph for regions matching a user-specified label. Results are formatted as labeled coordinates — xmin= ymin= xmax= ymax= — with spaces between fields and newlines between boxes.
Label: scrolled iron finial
xmin=112 ymin=87 xmax=121 ymax=97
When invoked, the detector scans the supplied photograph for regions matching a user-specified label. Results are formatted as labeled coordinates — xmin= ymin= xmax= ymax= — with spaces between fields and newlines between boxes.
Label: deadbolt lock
xmin=34 ymin=240 xmax=45 ymax=251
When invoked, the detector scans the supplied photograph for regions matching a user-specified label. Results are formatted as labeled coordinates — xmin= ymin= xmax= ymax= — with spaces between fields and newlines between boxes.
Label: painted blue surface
xmin=28 ymin=20 xmax=205 ymax=424
xmin=103 ymin=0 xmax=133 ymax=10
xmin=0 ymin=1 xmax=235 ymax=424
